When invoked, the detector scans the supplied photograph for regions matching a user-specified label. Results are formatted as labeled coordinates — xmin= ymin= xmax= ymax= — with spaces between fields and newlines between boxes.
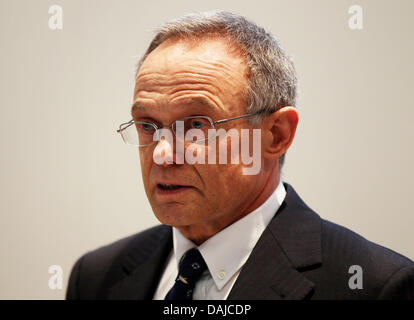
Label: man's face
xmin=133 ymin=37 xmax=268 ymax=240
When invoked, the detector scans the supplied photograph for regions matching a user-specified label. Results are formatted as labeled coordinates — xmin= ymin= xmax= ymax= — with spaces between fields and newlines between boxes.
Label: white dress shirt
xmin=153 ymin=180 xmax=286 ymax=300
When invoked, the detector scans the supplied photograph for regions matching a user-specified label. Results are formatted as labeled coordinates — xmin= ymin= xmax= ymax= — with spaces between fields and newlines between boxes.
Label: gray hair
xmin=135 ymin=10 xmax=297 ymax=170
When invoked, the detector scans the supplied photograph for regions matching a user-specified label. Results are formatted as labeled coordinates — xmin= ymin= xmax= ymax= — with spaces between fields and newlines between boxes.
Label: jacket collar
xmin=108 ymin=182 xmax=322 ymax=300
xmin=227 ymin=182 xmax=322 ymax=299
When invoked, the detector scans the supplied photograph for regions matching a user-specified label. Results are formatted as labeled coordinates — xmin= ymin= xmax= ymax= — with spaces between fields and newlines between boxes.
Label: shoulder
xmin=320 ymin=218 xmax=413 ymax=268
xmin=82 ymin=224 xmax=170 ymax=266
xmin=317 ymin=218 xmax=414 ymax=298
xmin=282 ymin=182 xmax=414 ymax=298
xmin=66 ymin=224 xmax=170 ymax=299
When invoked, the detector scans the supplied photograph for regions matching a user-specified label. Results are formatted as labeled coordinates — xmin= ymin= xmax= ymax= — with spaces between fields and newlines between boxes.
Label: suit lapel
xmin=107 ymin=226 xmax=172 ymax=300
xmin=227 ymin=182 xmax=322 ymax=300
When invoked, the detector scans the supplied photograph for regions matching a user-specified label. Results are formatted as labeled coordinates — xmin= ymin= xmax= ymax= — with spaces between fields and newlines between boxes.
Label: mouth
xmin=156 ymin=183 xmax=193 ymax=195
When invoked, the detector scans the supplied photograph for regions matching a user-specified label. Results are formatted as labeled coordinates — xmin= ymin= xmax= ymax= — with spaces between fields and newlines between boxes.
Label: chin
xmin=153 ymin=205 xmax=194 ymax=227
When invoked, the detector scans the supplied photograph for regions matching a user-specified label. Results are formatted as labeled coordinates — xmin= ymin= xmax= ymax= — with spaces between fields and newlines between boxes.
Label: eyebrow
xmin=131 ymin=102 xmax=146 ymax=114
xmin=130 ymin=97 xmax=217 ymax=114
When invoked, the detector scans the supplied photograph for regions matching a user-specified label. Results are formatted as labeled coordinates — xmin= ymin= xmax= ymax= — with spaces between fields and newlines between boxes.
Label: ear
xmin=262 ymin=107 xmax=299 ymax=160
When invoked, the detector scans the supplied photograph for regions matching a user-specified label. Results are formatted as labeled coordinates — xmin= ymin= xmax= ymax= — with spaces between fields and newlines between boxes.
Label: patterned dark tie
xmin=165 ymin=248 xmax=208 ymax=300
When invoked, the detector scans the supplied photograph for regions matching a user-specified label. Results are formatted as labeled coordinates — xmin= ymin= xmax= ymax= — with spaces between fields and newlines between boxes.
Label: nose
xmin=152 ymin=128 xmax=185 ymax=166
xmin=153 ymin=139 xmax=175 ymax=166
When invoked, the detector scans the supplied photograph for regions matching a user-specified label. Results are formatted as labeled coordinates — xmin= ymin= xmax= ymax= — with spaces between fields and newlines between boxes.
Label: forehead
xmin=140 ymin=35 xmax=246 ymax=74
xmin=134 ymin=36 xmax=248 ymax=103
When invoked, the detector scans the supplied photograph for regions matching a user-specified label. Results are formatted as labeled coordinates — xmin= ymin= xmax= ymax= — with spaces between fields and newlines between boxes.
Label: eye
xmin=190 ymin=120 xmax=205 ymax=129
xmin=136 ymin=122 xmax=156 ymax=134
xmin=142 ymin=123 xmax=153 ymax=130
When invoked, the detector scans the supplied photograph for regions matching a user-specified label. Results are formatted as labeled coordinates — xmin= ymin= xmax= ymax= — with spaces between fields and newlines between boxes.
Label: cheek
xmin=139 ymin=149 xmax=152 ymax=183
xmin=199 ymin=163 xmax=246 ymax=199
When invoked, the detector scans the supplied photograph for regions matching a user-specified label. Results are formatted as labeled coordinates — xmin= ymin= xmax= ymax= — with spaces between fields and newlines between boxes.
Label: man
xmin=66 ymin=11 xmax=414 ymax=300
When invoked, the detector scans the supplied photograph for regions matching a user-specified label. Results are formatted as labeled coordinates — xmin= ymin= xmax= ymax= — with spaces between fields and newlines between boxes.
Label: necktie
xmin=165 ymin=248 xmax=207 ymax=300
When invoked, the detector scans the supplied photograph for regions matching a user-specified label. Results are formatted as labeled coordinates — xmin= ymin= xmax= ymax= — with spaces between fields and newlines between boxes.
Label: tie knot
xmin=176 ymin=248 xmax=207 ymax=286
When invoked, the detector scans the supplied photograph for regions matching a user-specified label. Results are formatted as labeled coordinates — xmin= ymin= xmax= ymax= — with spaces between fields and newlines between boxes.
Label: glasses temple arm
xmin=213 ymin=110 xmax=266 ymax=125
xmin=116 ymin=119 xmax=134 ymax=133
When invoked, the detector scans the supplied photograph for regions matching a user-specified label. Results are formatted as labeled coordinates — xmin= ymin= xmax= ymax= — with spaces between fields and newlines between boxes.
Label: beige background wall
xmin=0 ymin=0 xmax=413 ymax=299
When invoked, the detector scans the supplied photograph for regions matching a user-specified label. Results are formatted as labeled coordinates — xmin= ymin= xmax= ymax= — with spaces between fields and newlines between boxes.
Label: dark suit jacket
xmin=66 ymin=182 xmax=414 ymax=299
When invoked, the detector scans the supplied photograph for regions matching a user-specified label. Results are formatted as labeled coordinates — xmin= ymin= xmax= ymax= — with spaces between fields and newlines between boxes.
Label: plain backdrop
xmin=0 ymin=0 xmax=413 ymax=299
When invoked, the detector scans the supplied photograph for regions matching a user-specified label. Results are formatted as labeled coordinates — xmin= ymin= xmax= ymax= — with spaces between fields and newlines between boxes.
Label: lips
xmin=155 ymin=181 xmax=194 ymax=195
xmin=158 ymin=183 xmax=184 ymax=190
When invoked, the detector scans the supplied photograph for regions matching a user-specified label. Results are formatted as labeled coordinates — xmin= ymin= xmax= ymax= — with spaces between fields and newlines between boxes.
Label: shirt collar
xmin=172 ymin=180 xmax=286 ymax=290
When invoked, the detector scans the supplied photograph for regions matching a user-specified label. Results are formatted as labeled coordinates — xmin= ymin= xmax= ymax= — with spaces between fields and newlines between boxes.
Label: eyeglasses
xmin=116 ymin=109 xmax=269 ymax=147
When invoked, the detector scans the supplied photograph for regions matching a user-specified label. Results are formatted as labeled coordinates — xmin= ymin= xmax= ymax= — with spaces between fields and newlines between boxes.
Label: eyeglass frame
xmin=116 ymin=108 xmax=275 ymax=147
